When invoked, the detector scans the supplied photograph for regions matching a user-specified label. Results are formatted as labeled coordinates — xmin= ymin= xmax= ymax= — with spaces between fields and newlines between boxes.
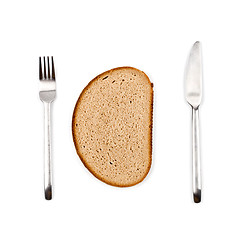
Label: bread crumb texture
xmin=72 ymin=67 xmax=153 ymax=187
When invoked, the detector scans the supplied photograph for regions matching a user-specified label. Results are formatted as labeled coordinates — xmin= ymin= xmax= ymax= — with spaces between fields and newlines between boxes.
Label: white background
xmin=0 ymin=0 xmax=239 ymax=239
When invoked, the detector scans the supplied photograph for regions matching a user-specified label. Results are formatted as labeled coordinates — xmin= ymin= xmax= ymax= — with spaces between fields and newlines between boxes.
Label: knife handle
xmin=192 ymin=107 xmax=201 ymax=203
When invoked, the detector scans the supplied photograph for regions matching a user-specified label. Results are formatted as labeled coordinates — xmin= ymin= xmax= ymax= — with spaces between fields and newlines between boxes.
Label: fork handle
xmin=192 ymin=107 xmax=201 ymax=203
xmin=44 ymin=102 xmax=52 ymax=200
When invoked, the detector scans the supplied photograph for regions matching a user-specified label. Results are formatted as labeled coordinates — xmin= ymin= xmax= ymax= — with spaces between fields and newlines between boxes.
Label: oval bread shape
xmin=72 ymin=67 xmax=153 ymax=187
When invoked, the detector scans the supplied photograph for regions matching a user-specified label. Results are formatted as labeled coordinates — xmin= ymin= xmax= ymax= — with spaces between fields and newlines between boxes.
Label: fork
xmin=39 ymin=56 xmax=56 ymax=200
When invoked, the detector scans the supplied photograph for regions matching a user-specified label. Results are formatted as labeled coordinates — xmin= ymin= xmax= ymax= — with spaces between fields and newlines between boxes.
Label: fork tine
xmin=47 ymin=56 xmax=50 ymax=79
xmin=39 ymin=57 xmax=43 ymax=80
xmin=43 ymin=57 xmax=47 ymax=79
xmin=51 ymin=56 xmax=55 ymax=80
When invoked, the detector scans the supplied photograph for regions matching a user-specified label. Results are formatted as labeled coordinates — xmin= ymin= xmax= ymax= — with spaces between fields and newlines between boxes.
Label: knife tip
xmin=194 ymin=41 xmax=201 ymax=47
xmin=190 ymin=41 xmax=202 ymax=56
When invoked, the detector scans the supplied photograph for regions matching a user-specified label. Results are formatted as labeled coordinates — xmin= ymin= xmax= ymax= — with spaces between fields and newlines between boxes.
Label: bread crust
xmin=72 ymin=66 xmax=153 ymax=187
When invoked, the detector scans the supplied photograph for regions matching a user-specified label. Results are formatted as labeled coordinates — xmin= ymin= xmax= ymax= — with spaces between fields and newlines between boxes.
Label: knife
xmin=184 ymin=41 xmax=203 ymax=203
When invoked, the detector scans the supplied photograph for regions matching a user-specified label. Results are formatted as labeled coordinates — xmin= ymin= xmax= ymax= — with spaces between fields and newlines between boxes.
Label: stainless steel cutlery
xmin=184 ymin=42 xmax=203 ymax=203
xmin=36 ymin=44 xmax=204 ymax=203
xmin=39 ymin=56 xmax=56 ymax=200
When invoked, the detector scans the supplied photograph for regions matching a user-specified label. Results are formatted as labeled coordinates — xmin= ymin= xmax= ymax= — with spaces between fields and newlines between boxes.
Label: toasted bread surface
xmin=72 ymin=67 xmax=153 ymax=187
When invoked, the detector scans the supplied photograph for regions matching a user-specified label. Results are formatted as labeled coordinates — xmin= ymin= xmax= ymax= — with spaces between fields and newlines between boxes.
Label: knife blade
xmin=185 ymin=41 xmax=202 ymax=109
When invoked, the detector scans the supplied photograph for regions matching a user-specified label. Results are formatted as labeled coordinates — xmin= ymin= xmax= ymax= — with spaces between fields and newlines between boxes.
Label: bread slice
xmin=72 ymin=67 xmax=153 ymax=187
